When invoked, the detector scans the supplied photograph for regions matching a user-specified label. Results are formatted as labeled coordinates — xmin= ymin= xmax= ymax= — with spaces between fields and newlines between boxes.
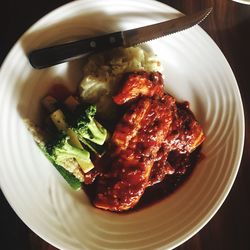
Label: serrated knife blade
xmin=28 ymin=7 xmax=212 ymax=69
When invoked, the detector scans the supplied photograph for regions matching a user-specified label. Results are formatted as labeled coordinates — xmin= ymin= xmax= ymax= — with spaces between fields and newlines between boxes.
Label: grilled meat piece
xmin=92 ymin=71 xmax=205 ymax=211
xmin=94 ymin=95 xmax=175 ymax=211
xmin=113 ymin=70 xmax=205 ymax=153
xmin=167 ymin=102 xmax=205 ymax=154
xmin=148 ymin=102 xmax=205 ymax=186
xmin=148 ymin=143 xmax=175 ymax=186
xmin=113 ymin=71 xmax=164 ymax=105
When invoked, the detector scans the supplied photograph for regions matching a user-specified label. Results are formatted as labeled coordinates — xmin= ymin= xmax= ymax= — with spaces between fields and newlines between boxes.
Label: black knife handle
xmin=28 ymin=31 xmax=124 ymax=69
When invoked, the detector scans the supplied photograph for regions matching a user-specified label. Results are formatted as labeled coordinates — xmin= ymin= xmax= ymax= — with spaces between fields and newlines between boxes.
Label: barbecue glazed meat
xmin=148 ymin=143 xmax=175 ymax=186
xmin=168 ymin=102 xmax=205 ymax=153
xmin=94 ymin=95 xmax=176 ymax=211
xmin=93 ymin=71 xmax=205 ymax=211
xmin=113 ymin=71 xmax=164 ymax=105
xmin=148 ymin=102 xmax=205 ymax=186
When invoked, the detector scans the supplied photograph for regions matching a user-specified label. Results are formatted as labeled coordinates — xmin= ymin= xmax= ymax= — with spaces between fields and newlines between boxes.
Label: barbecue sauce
xmin=45 ymin=83 xmax=205 ymax=212
xmin=83 ymin=146 xmax=202 ymax=212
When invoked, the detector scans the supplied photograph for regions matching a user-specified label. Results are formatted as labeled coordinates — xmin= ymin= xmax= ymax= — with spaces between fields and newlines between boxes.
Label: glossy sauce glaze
xmin=83 ymin=71 xmax=205 ymax=212
xmin=133 ymin=146 xmax=202 ymax=211
xmin=83 ymin=101 xmax=204 ymax=212
xmin=84 ymin=143 xmax=202 ymax=212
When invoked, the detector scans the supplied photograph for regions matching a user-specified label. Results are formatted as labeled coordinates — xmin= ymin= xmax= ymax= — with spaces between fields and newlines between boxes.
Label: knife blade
xmin=28 ymin=7 xmax=212 ymax=69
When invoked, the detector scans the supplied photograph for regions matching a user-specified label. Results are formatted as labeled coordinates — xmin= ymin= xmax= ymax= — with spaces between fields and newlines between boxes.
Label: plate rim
xmin=0 ymin=0 xmax=245 ymax=249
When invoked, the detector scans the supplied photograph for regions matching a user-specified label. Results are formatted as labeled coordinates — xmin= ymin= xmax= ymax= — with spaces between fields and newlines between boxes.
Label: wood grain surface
xmin=0 ymin=1 xmax=249 ymax=249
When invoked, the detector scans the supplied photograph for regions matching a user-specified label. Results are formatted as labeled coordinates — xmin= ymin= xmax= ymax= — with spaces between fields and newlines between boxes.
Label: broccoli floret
xmin=71 ymin=104 xmax=108 ymax=146
xmin=25 ymin=119 xmax=83 ymax=189
xmin=47 ymin=134 xmax=94 ymax=174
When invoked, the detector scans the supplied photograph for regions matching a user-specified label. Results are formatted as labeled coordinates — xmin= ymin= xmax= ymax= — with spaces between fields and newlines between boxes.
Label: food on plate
xmin=27 ymin=46 xmax=205 ymax=212
xmin=79 ymin=47 xmax=161 ymax=120
xmin=27 ymin=94 xmax=108 ymax=190
xmin=93 ymin=71 xmax=205 ymax=211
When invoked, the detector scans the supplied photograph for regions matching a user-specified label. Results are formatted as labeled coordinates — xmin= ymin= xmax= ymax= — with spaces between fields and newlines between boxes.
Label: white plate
xmin=233 ymin=0 xmax=250 ymax=5
xmin=0 ymin=0 xmax=245 ymax=249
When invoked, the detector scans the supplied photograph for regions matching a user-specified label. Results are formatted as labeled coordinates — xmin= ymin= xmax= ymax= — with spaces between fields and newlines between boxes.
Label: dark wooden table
xmin=1 ymin=1 xmax=249 ymax=249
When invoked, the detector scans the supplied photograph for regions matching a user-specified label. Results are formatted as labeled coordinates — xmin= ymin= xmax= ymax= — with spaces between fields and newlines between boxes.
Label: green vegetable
xmin=25 ymin=119 xmax=83 ymax=190
xmin=53 ymin=164 xmax=82 ymax=190
xmin=38 ymin=142 xmax=82 ymax=190
xmin=46 ymin=133 xmax=94 ymax=174
xmin=71 ymin=104 xmax=108 ymax=150
xmin=26 ymin=96 xmax=109 ymax=190
xmin=50 ymin=109 xmax=68 ymax=131
xmin=44 ymin=95 xmax=108 ymax=156
xmin=79 ymin=137 xmax=106 ymax=157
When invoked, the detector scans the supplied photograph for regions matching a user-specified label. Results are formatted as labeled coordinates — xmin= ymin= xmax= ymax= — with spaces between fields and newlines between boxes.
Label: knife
xmin=28 ymin=7 xmax=212 ymax=69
